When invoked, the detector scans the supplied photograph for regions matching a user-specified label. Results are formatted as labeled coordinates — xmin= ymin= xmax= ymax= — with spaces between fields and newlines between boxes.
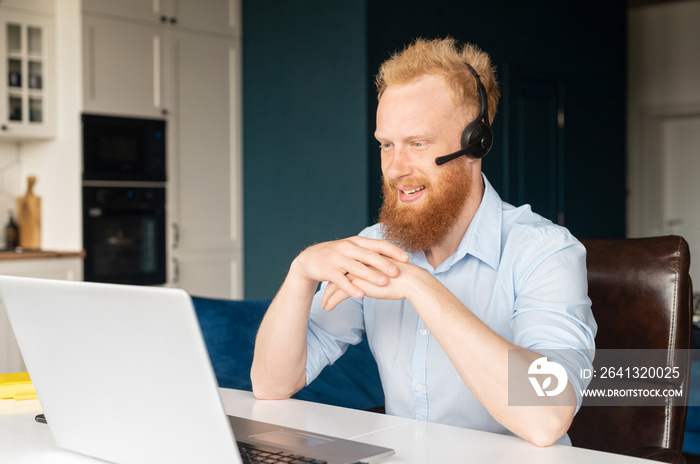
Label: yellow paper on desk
xmin=0 ymin=372 xmax=37 ymax=400
xmin=0 ymin=372 xmax=30 ymax=384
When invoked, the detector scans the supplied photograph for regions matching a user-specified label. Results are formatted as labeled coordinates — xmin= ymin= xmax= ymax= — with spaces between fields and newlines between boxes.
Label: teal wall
xmin=243 ymin=1 xmax=368 ymax=298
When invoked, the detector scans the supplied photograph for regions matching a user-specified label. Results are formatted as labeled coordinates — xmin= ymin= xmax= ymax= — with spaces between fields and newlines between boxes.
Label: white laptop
xmin=0 ymin=276 xmax=394 ymax=464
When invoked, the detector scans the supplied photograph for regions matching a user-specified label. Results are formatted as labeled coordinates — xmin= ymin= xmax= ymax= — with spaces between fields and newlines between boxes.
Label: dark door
xmin=506 ymin=74 xmax=565 ymax=225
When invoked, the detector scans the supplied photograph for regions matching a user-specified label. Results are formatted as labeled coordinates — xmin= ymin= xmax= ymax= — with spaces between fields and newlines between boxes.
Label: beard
xmin=378 ymin=161 xmax=472 ymax=254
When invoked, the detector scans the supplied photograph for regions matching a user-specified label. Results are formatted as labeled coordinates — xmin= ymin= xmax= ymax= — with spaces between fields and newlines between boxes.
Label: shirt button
xmin=419 ymin=329 xmax=427 ymax=336
xmin=416 ymin=383 xmax=424 ymax=391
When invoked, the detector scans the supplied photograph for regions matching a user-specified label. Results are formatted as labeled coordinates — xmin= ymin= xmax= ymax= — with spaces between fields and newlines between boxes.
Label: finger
xmin=326 ymin=288 xmax=352 ymax=311
xmin=323 ymin=286 xmax=352 ymax=311
xmin=340 ymin=244 xmax=401 ymax=280
xmin=352 ymin=277 xmax=382 ymax=294
xmin=321 ymin=281 xmax=340 ymax=309
xmin=327 ymin=269 xmax=364 ymax=300
xmin=352 ymin=276 xmax=401 ymax=301
xmin=348 ymin=260 xmax=390 ymax=285
xmin=347 ymin=236 xmax=410 ymax=263
xmin=334 ymin=252 xmax=391 ymax=285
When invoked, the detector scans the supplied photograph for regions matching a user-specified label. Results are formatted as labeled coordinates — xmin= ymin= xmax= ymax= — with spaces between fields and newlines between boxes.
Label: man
xmin=251 ymin=37 xmax=596 ymax=447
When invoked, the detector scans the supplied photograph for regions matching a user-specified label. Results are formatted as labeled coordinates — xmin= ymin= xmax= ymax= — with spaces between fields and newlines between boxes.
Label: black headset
xmin=434 ymin=62 xmax=493 ymax=166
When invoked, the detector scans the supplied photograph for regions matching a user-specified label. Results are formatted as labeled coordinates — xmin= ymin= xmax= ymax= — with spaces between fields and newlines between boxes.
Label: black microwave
xmin=82 ymin=114 xmax=166 ymax=182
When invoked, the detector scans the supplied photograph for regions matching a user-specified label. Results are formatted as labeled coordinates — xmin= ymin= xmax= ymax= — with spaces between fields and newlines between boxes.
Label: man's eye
xmin=379 ymin=143 xmax=392 ymax=150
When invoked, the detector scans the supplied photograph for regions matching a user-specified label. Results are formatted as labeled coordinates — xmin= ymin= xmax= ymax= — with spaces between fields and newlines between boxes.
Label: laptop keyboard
xmin=237 ymin=442 xmax=328 ymax=464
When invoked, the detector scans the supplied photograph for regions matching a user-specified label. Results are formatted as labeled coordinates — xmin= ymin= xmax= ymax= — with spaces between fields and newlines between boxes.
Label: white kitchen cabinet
xmin=0 ymin=6 xmax=55 ymax=140
xmin=82 ymin=15 xmax=165 ymax=118
xmin=163 ymin=0 xmax=237 ymax=36
xmin=168 ymin=28 xmax=242 ymax=299
xmin=0 ymin=253 xmax=83 ymax=281
xmin=171 ymin=250 xmax=241 ymax=300
xmin=82 ymin=0 xmax=238 ymax=118
xmin=0 ymin=253 xmax=84 ymax=374
xmin=83 ymin=0 xmax=237 ymax=36
xmin=81 ymin=1 xmax=243 ymax=299
xmin=82 ymin=0 xmax=161 ymax=23
xmin=0 ymin=0 xmax=54 ymax=15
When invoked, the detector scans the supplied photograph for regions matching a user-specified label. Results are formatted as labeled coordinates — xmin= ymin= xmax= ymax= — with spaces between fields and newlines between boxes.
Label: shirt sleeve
xmin=509 ymin=231 xmax=597 ymax=410
xmin=305 ymin=286 xmax=366 ymax=385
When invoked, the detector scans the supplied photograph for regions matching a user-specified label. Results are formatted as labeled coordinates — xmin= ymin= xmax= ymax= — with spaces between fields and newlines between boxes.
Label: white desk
xmin=0 ymin=388 xmax=651 ymax=463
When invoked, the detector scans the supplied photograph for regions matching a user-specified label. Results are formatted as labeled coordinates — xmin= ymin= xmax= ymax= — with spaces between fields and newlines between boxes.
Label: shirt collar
xmin=456 ymin=173 xmax=503 ymax=271
xmin=409 ymin=173 xmax=503 ymax=273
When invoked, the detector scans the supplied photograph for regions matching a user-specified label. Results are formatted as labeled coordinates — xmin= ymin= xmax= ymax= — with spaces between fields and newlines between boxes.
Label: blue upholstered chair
xmin=191 ymin=296 xmax=384 ymax=410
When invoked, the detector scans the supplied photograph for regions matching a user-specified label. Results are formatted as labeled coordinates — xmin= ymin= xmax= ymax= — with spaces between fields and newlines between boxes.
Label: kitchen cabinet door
xmin=168 ymin=0 xmax=238 ymax=36
xmin=0 ymin=9 xmax=54 ymax=140
xmin=82 ymin=0 xmax=160 ymax=23
xmin=82 ymin=0 xmax=237 ymax=37
xmin=167 ymin=29 xmax=242 ymax=299
xmin=0 ymin=0 xmax=53 ymax=14
xmin=82 ymin=15 xmax=166 ymax=118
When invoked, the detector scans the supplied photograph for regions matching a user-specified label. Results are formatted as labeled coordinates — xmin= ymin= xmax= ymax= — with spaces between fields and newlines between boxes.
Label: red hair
xmin=376 ymin=37 xmax=500 ymax=125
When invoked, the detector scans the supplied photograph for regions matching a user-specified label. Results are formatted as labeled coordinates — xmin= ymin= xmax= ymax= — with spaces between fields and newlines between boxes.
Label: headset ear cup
xmin=461 ymin=122 xmax=493 ymax=159
xmin=461 ymin=122 xmax=477 ymax=150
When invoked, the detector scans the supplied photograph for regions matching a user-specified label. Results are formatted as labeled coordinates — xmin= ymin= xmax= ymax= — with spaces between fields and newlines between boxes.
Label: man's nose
xmin=384 ymin=147 xmax=412 ymax=179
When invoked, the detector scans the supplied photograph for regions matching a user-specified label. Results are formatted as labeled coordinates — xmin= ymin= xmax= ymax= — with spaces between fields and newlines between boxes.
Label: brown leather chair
xmin=568 ymin=236 xmax=693 ymax=463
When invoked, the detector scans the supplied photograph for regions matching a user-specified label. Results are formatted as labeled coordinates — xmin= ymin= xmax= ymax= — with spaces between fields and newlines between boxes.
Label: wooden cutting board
xmin=16 ymin=176 xmax=41 ymax=250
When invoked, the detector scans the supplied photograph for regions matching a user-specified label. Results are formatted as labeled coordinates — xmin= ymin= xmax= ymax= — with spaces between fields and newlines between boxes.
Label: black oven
xmin=82 ymin=186 xmax=166 ymax=285
xmin=82 ymin=114 xmax=166 ymax=182
xmin=82 ymin=113 xmax=167 ymax=285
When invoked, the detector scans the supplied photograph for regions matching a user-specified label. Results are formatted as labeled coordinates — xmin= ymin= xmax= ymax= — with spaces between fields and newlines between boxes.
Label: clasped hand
xmin=292 ymin=236 xmax=417 ymax=310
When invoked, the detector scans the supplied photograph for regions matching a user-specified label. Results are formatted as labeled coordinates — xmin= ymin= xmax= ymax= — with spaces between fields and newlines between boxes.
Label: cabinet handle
xmin=172 ymin=257 xmax=180 ymax=284
xmin=170 ymin=17 xmax=178 ymax=25
xmin=161 ymin=108 xmax=169 ymax=116
xmin=1 ymin=125 xmax=7 ymax=131
xmin=160 ymin=15 xmax=168 ymax=23
xmin=172 ymin=222 xmax=179 ymax=250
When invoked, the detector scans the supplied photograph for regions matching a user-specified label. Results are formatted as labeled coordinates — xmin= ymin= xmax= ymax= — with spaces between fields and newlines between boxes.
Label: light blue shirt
xmin=305 ymin=175 xmax=596 ymax=441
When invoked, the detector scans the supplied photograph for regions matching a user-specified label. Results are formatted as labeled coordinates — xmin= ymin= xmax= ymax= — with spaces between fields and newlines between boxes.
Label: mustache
xmin=383 ymin=176 xmax=431 ymax=189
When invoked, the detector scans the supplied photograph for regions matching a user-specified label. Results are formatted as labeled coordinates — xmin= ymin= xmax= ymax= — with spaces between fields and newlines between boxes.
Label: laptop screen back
xmin=0 ymin=276 xmax=241 ymax=464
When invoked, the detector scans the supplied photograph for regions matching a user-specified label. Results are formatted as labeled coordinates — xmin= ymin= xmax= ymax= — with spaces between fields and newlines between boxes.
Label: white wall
xmin=0 ymin=145 xmax=21 ymax=243
xmin=627 ymin=0 xmax=700 ymax=237
xmin=628 ymin=1 xmax=700 ymax=106
xmin=0 ymin=0 xmax=82 ymax=251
